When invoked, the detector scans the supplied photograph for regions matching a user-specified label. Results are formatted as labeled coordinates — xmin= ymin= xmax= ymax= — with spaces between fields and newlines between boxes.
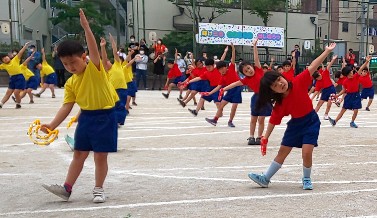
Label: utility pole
xmin=366 ymin=1 xmax=370 ymax=56
xmin=241 ymin=0 xmax=244 ymax=58
xmin=8 ymin=0 xmax=13 ymax=49
xmin=142 ymin=0 xmax=146 ymax=40
xmin=193 ymin=0 xmax=197 ymax=57
xmin=360 ymin=0 xmax=367 ymax=62
xmin=116 ymin=0 xmax=121 ymax=46
xmin=285 ymin=0 xmax=288 ymax=57
xmin=327 ymin=0 xmax=331 ymax=46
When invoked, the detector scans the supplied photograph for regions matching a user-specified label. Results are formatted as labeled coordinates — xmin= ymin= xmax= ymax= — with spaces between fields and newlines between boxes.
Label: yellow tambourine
xmin=67 ymin=116 xmax=77 ymax=128
xmin=27 ymin=119 xmax=59 ymax=146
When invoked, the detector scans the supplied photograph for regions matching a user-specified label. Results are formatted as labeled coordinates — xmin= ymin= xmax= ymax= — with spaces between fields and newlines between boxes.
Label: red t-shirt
xmin=346 ymin=53 xmax=356 ymax=65
xmin=154 ymin=44 xmax=167 ymax=56
xmin=336 ymin=77 xmax=346 ymax=86
xmin=321 ymin=69 xmax=333 ymax=88
xmin=200 ymin=68 xmax=221 ymax=87
xmin=282 ymin=68 xmax=295 ymax=82
xmin=240 ymin=66 xmax=264 ymax=93
xmin=343 ymin=73 xmax=360 ymax=93
xmin=220 ymin=63 xmax=240 ymax=86
xmin=314 ymin=79 xmax=323 ymax=92
xmin=359 ymin=72 xmax=373 ymax=88
xmin=190 ymin=67 xmax=206 ymax=79
xmin=167 ymin=64 xmax=182 ymax=79
xmin=269 ymin=69 xmax=314 ymax=125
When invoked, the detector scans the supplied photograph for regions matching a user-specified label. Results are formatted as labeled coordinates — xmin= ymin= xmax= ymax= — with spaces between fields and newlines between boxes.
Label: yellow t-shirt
xmin=21 ymin=64 xmax=35 ymax=81
xmin=122 ymin=61 xmax=133 ymax=83
xmin=64 ymin=61 xmax=119 ymax=110
xmin=40 ymin=61 xmax=55 ymax=77
xmin=108 ymin=61 xmax=127 ymax=89
xmin=0 ymin=56 xmax=23 ymax=76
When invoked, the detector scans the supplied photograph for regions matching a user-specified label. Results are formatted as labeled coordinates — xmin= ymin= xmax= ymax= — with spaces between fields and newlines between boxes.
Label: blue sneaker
xmin=302 ymin=177 xmax=313 ymax=190
xmin=227 ymin=121 xmax=235 ymax=128
xmin=205 ymin=118 xmax=217 ymax=126
xmin=248 ymin=173 xmax=269 ymax=188
xmin=350 ymin=121 xmax=358 ymax=128
xmin=328 ymin=117 xmax=336 ymax=126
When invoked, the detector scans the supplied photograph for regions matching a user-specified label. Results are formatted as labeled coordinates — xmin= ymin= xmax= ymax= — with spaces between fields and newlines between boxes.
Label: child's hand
xmin=271 ymin=56 xmax=275 ymax=62
xmin=40 ymin=124 xmax=53 ymax=134
xmin=332 ymin=55 xmax=338 ymax=61
xmin=325 ymin=42 xmax=336 ymax=51
xmin=79 ymin=9 xmax=90 ymax=29
xmin=100 ymin=37 xmax=106 ymax=47
xmin=260 ymin=137 xmax=268 ymax=156
xmin=252 ymin=39 xmax=258 ymax=47
xmin=366 ymin=55 xmax=372 ymax=62
xmin=224 ymin=46 xmax=229 ymax=52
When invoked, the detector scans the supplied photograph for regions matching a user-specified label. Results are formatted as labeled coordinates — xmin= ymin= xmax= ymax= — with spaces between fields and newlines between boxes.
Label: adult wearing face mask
xmin=135 ymin=48 xmax=149 ymax=89
xmin=26 ymin=45 xmax=42 ymax=83
xmin=176 ymin=52 xmax=186 ymax=77
xmin=153 ymin=39 xmax=168 ymax=56
xmin=128 ymin=35 xmax=137 ymax=49
xmin=139 ymin=38 xmax=149 ymax=56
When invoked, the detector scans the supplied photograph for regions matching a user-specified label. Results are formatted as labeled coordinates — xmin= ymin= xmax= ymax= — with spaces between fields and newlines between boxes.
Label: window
xmin=343 ymin=0 xmax=349 ymax=8
xmin=325 ymin=0 xmax=329 ymax=13
xmin=318 ymin=26 xmax=322 ymax=38
xmin=342 ymin=22 xmax=349 ymax=32
xmin=41 ymin=0 xmax=46 ymax=8
xmin=317 ymin=0 xmax=322 ymax=11
xmin=23 ymin=26 xmax=33 ymax=40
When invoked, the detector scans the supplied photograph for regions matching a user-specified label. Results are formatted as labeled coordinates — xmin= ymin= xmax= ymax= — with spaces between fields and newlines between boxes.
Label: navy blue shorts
xmin=9 ymin=74 xmax=26 ymax=90
xmin=115 ymin=89 xmax=128 ymax=125
xmin=44 ymin=73 xmax=57 ymax=85
xmin=75 ymin=108 xmax=118 ymax=152
xmin=282 ymin=110 xmax=320 ymax=148
xmin=26 ymin=76 xmax=38 ymax=90
xmin=127 ymin=81 xmax=137 ymax=97
xmin=202 ymin=86 xmax=220 ymax=103
xmin=188 ymin=80 xmax=200 ymax=91
xmin=193 ymin=80 xmax=210 ymax=92
xmin=173 ymin=75 xmax=185 ymax=85
xmin=361 ymin=87 xmax=374 ymax=99
xmin=320 ymin=85 xmax=336 ymax=101
xmin=222 ymin=86 xmax=242 ymax=103
xmin=343 ymin=92 xmax=362 ymax=110
xmin=250 ymin=93 xmax=272 ymax=116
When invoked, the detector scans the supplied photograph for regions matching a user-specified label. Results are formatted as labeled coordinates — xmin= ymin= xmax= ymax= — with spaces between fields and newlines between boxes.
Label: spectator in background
xmin=27 ymin=45 xmax=41 ymax=82
xmin=139 ymin=38 xmax=149 ymax=56
xmin=152 ymin=54 xmax=165 ymax=90
xmin=128 ymin=35 xmax=137 ymax=49
xmin=176 ymin=52 xmax=186 ymax=77
xmin=292 ymin=44 xmax=300 ymax=75
xmin=346 ymin=48 xmax=356 ymax=66
xmin=184 ymin=51 xmax=194 ymax=66
xmin=135 ymin=47 xmax=149 ymax=89
xmin=52 ymin=45 xmax=66 ymax=88
xmin=153 ymin=39 xmax=168 ymax=56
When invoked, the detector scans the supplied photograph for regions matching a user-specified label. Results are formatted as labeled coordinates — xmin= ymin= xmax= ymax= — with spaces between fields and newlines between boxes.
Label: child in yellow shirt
xmin=41 ymin=9 xmax=119 ymax=203
xmin=34 ymin=48 xmax=57 ymax=98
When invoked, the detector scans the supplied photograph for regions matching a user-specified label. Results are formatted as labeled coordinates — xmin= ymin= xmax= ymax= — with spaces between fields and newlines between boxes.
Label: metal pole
xmin=360 ymin=0 xmax=366 ymax=63
xmin=327 ymin=0 xmax=330 ymax=46
xmin=8 ymin=0 xmax=13 ymax=48
xmin=142 ymin=0 xmax=146 ymax=40
xmin=136 ymin=0 xmax=139 ymax=40
xmin=116 ymin=0 xmax=121 ymax=46
xmin=125 ymin=0 xmax=128 ymax=43
xmin=241 ymin=0 xmax=244 ymax=58
xmin=193 ymin=0 xmax=197 ymax=57
xmin=366 ymin=1 xmax=370 ymax=56
xmin=285 ymin=0 xmax=288 ymax=57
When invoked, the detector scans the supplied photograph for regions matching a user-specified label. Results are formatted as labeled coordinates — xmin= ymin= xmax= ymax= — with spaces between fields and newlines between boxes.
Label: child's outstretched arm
xmin=41 ymin=48 xmax=46 ymax=62
xmin=327 ymin=55 xmax=338 ymax=70
xmin=308 ymin=43 xmax=336 ymax=76
xmin=220 ymin=46 xmax=228 ymax=61
xmin=99 ymin=37 xmax=108 ymax=68
xmin=269 ymin=56 xmax=275 ymax=70
xmin=230 ymin=43 xmax=235 ymax=64
xmin=22 ymin=51 xmax=35 ymax=66
xmin=79 ymin=9 xmax=100 ymax=69
xmin=223 ymin=80 xmax=243 ymax=91
xmin=291 ymin=51 xmax=296 ymax=70
xmin=109 ymin=33 xmax=121 ymax=63
xmin=253 ymin=39 xmax=261 ymax=69
xmin=17 ymin=41 xmax=31 ymax=59
xmin=41 ymin=102 xmax=75 ymax=133
xmin=174 ymin=48 xmax=178 ymax=64
xmin=358 ymin=55 xmax=371 ymax=74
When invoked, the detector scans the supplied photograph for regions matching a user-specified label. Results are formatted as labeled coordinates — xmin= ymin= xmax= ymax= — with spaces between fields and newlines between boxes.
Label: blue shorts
xmin=190 ymin=80 xmax=209 ymax=92
xmin=202 ymin=86 xmax=220 ymax=103
xmin=173 ymin=75 xmax=185 ymax=85
xmin=44 ymin=73 xmax=57 ymax=85
xmin=115 ymin=89 xmax=128 ymax=125
xmin=361 ymin=87 xmax=374 ymax=99
xmin=75 ymin=108 xmax=118 ymax=152
xmin=222 ymin=86 xmax=242 ymax=103
xmin=9 ymin=74 xmax=26 ymax=90
xmin=26 ymin=76 xmax=38 ymax=90
xmin=343 ymin=92 xmax=362 ymax=110
xmin=127 ymin=81 xmax=137 ymax=97
xmin=250 ymin=93 xmax=272 ymax=116
xmin=282 ymin=110 xmax=320 ymax=148
xmin=320 ymin=85 xmax=336 ymax=101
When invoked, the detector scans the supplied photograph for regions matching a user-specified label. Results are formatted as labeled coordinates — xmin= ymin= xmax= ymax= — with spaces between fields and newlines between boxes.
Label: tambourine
xmin=27 ymin=119 xmax=59 ymax=146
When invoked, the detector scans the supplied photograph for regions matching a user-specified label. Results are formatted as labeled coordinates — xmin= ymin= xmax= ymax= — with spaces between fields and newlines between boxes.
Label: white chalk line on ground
xmin=2 ymin=188 xmax=377 ymax=216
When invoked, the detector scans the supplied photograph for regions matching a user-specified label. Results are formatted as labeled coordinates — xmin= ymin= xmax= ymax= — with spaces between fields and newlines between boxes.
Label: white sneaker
xmin=324 ymin=115 xmax=329 ymax=120
xmin=93 ymin=187 xmax=106 ymax=203
xmin=42 ymin=184 xmax=71 ymax=201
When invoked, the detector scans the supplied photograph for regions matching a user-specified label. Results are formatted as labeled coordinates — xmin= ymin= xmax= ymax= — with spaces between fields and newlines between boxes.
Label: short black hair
xmin=29 ymin=45 xmax=36 ymax=48
xmin=277 ymin=65 xmax=283 ymax=69
xmin=312 ymin=71 xmax=321 ymax=79
xmin=262 ymin=65 xmax=268 ymax=69
xmin=216 ymin=61 xmax=227 ymax=69
xmin=362 ymin=67 xmax=369 ymax=72
xmin=317 ymin=66 xmax=322 ymax=70
xmin=341 ymin=67 xmax=353 ymax=76
xmin=194 ymin=58 xmax=203 ymax=65
xmin=130 ymin=35 xmax=135 ymax=39
xmin=238 ymin=61 xmax=253 ymax=74
xmin=282 ymin=60 xmax=291 ymax=67
xmin=57 ymin=40 xmax=85 ymax=58
xmin=204 ymin=58 xmax=215 ymax=66
xmin=334 ymin=70 xmax=342 ymax=79
xmin=167 ymin=60 xmax=174 ymax=64
xmin=0 ymin=53 xmax=8 ymax=60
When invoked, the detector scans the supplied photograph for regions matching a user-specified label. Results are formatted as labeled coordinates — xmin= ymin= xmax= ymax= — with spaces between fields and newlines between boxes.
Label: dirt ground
xmin=1 ymin=88 xmax=377 ymax=218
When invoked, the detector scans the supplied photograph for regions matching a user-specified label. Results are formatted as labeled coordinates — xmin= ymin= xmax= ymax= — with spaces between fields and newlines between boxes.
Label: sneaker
xmin=177 ymin=98 xmax=186 ymax=107
xmin=162 ymin=93 xmax=169 ymax=99
xmin=129 ymin=106 xmax=133 ymax=109
xmin=29 ymin=100 xmax=34 ymax=104
xmin=228 ymin=121 xmax=235 ymax=128
xmin=366 ymin=107 xmax=370 ymax=111
xmin=132 ymin=102 xmax=138 ymax=106
xmin=255 ymin=137 xmax=261 ymax=145
xmin=52 ymin=94 xmax=56 ymax=98
xmin=93 ymin=187 xmax=106 ymax=203
xmin=11 ymin=96 xmax=16 ymax=103
xmin=188 ymin=108 xmax=198 ymax=116
xmin=247 ymin=137 xmax=256 ymax=145
xmin=42 ymin=184 xmax=71 ymax=201
xmin=201 ymin=106 xmax=205 ymax=110
xmin=248 ymin=173 xmax=269 ymax=188
xmin=328 ymin=117 xmax=336 ymax=126
xmin=302 ymin=177 xmax=313 ymax=190
xmin=205 ymin=118 xmax=217 ymax=126
xmin=34 ymin=93 xmax=41 ymax=98
xmin=179 ymin=94 xmax=183 ymax=99
xmin=350 ymin=121 xmax=358 ymax=128
xmin=15 ymin=104 xmax=21 ymax=109
xmin=323 ymin=115 xmax=329 ymax=120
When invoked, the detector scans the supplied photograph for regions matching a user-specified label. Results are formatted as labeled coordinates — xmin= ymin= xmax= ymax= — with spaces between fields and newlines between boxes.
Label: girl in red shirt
xmin=247 ymin=43 xmax=336 ymax=190
xmin=358 ymin=56 xmax=374 ymax=111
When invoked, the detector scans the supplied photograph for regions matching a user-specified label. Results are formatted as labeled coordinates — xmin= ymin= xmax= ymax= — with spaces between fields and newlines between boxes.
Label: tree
xmin=51 ymin=0 xmax=111 ymax=42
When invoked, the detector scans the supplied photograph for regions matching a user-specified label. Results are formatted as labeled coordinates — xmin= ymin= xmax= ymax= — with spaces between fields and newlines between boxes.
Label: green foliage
xmin=0 ymin=41 xmax=21 ymax=53
xmin=50 ymin=0 xmax=111 ymax=42
xmin=246 ymin=0 xmax=286 ymax=26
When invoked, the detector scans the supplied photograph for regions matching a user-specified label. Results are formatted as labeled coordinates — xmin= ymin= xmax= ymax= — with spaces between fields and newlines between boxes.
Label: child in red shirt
xmin=247 ymin=43 xmax=336 ymax=190
xmin=162 ymin=49 xmax=185 ymax=99
xmin=281 ymin=51 xmax=296 ymax=81
xmin=358 ymin=56 xmax=374 ymax=111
